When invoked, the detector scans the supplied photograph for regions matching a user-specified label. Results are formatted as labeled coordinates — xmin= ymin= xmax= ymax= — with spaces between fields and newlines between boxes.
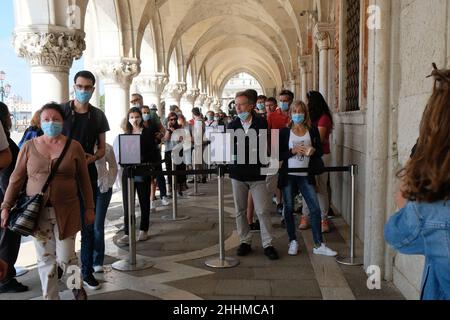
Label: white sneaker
xmin=93 ymin=265 xmax=104 ymax=273
xmin=313 ymin=243 xmax=337 ymax=257
xmin=138 ymin=231 xmax=149 ymax=241
xmin=288 ymin=240 xmax=299 ymax=256
xmin=160 ymin=197 xmax=170 ymax=206
xmin=116 ymin=235 xmax=129 ymax=246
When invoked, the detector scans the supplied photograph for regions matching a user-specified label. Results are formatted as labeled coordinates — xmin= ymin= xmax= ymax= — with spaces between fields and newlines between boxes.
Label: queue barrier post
xmin=162 ymin=157 xmax=190 ymax=221
xmin=188 ymin=145 xmax=206 ymax=197
xmin=205 ymin=165 xmax=239 ymax=268
xmin=112 ymin=166 xmax=154 ymax=271
xmin=336 ymin=164 xmax=363 ymax=266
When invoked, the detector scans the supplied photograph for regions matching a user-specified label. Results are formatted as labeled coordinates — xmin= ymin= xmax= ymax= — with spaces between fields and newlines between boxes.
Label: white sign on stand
xmin=210 ymin=132 xmax=232 ymax=163
xmin=118 ymin=134 xmax=141 ymax=165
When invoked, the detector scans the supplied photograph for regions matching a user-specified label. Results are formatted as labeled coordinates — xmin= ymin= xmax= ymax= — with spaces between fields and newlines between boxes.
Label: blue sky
xmin=0 ymin=0 xmax=84 ymax=102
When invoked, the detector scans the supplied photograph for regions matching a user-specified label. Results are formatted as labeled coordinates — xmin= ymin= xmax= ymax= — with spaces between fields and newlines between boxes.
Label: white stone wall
xmin=389 ymin=0 xmax=449 ymax=300
xmin=331 ymin=112 xmax=366 ymax=241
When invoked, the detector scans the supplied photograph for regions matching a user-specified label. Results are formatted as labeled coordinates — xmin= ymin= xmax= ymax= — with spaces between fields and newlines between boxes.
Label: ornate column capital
xmin=135 ymin=73 xmax=168 ymax=95
xmin=163 ymin=82 xmax=187 ymax=102
xmin=195 ymin=93 xmax=208 ymax=107
xmin=184 ymin=88 xmax=200 ymax=104
xmin=13 ymin=30 xmax=86 ymax=72
xmin=314 ymin=23 xmax=335 ymax=51
xmin=299 ymin=55 xmax=312 ymax=73
xmin=95 ymin=58 xmax=141 ymax=86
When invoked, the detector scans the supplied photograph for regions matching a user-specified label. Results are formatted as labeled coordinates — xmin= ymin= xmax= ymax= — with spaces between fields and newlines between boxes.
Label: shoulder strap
xmin=40 ymin=138 xmax=73 ymax=194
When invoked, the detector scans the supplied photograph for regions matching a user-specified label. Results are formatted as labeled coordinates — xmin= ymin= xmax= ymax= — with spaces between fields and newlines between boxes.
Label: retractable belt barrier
xmin=111 ymin=163 xmax=362 ymax=272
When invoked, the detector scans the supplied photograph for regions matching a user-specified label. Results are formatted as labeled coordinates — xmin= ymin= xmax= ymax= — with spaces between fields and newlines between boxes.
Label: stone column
xmin=134 ymin=73 xmax=168 ymax=117
xmin=204 ymin=96 xmax=214 ymax=111
xmin=299 ymin=55 xmax=313 ymax=101
xmin=314 ymin=23 xmax=334 ymax=100
xmin=96 ymin=58 xmax=140 ymax=143
xmin=364 ymin=0 xmax=391 ymax=274
xmin=163 ymin=82 xmax=187 ymax=116
xmin=13 ymin=30 xmax=86 ymax=112
xmin=181 ymin=88 xmax=200 ymax=115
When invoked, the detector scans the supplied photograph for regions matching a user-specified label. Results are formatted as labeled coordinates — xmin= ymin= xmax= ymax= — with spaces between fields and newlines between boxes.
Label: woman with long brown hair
xmin=385 ymin=64 xmax=450 ymax=300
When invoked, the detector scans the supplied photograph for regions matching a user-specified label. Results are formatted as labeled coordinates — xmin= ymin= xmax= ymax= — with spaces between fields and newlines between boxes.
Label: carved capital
xmin=163 ymin=82 xmax=187 ymax=101
xmin=95 ymin=58 xmax=140 ymax=86
xmin=13 ymin=31 xmax=86 ymax=71
xmin=135 ymin=73 xmax=168 ymax=95
xmin=314 ymin=23 xmax=335 ymax=51
xmin=184 ymin=88 xmax=200 ymax=104
xmin=195 ymin=93 xmax=208 ymax=107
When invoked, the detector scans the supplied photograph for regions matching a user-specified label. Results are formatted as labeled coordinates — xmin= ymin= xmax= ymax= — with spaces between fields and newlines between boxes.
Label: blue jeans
xmin=80 ymin=179 xmax=97 ymax=278
xmin=93 ymin=187 xmax=113 ymax=267
xmin=282 ymin=175 xmax=323 ymax=246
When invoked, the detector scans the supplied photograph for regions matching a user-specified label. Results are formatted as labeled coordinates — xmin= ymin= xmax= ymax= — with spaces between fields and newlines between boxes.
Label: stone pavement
xmin=1 ymin=176 xmax=404 ymax=300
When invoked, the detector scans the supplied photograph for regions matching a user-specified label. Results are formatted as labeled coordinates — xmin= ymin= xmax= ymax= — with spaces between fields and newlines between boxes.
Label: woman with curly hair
xmin=385 ymin=64 xmax=450 ymax=300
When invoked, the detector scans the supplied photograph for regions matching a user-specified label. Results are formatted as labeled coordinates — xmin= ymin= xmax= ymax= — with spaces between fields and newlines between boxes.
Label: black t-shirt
xmin=61 ymin=101 xmax=110 ymax=155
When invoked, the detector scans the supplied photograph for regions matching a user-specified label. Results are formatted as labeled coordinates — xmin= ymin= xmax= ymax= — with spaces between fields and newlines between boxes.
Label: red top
xmin=316 ymin=114 xmax=332 ymax=154
xmin=268 ymin=109 xmax=290 ymax=130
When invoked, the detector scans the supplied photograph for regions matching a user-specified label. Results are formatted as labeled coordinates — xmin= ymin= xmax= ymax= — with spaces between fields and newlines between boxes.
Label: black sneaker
xmin=0 ymin=279 xmax=29 ymax=293
xmin=236 ymin=243 xmax=252 ymax=256
xmin=264 ymin=246 xmax=279 ymax=260
xmin=83 ymin=274 xmax=101 ymax=290
xmin=277 ymin=204 xmax=284 ymax=216
xmin=281 ymin=218 xmax=286 ymax=229
xmin=201 ymin=177 xmax=207 ymax=184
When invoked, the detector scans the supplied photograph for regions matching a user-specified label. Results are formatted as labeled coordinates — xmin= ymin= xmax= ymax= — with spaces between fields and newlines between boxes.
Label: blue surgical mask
xmin=207 ymin=115 xmax=214 ymax=121
xmin=214 ymin=117 xmax=219 ymax=121
xmin=280 ymin=102 xmax=290 ymax=111
xmin=132 ymin=103 xmax=142 ymax=109
xmin=238 ymin=112 xmax=250 ymax=122
xmin=75 ymin=89 xmax=93 ymax=104
xmin=257 ymin=103 xmax=265 ymax=111
xmin=41 ymin=121 xmax=63 ymax=137
xmin=143 ymin=114 xmax=151 ymax=122
xmin=292 ymin=114 xmax=305 ymax=124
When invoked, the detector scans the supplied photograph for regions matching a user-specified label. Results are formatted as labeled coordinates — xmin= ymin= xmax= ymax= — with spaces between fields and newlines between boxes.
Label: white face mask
xmin=129 ymin=118 xmax=142 ymax=127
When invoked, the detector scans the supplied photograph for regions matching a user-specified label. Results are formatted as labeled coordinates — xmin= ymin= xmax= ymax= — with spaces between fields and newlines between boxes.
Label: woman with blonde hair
xmin=278 ymin=101 xmax=337 ymax=257
xmin=385 ymin=64 xmax=450 ymax=300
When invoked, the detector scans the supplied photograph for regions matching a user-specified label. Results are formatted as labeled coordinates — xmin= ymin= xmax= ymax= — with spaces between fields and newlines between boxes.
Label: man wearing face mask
xmin=228 ymin=91 xmax=279 ymax=261
xmin=130 ymin=93 xmax=144 ymax=109
xmin=61 ymin=71 xmax=110 ymax=291
xmin=256 ymin=95 xmax=267 ymax=119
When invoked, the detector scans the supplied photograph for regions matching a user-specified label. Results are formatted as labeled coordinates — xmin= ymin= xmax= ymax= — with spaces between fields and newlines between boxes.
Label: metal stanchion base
xmin=205 ymin=257 xmax=240 ymax=269
xmin=188 ymin=191 xmax=206 ymax=196
xmin=14 ymin=266 xmax=29 ymax=277
xmin=336 ymin=256 xmax=363 ymax=266
xmin=161 ymin=215 xmax=190 ymax=221
xmin=112 ymin=259 xmax=154 ymax=271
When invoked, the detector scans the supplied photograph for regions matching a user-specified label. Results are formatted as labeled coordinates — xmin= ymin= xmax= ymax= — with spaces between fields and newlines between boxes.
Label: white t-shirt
xmin=288 ymin=130 xmax=311 ymax=177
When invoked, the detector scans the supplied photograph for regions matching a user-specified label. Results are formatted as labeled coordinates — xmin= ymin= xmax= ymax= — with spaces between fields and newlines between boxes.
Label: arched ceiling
xmin=84 ymin=0 xmax=316 ymax=97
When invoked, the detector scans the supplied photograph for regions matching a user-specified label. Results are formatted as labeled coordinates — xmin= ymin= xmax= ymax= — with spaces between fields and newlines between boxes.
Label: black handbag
xmin=7 ymin=138 xmax=72 ymax=236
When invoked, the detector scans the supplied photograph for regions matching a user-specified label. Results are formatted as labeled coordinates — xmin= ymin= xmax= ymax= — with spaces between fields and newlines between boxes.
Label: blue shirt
xmin=385 ymin=200 xmax=450 ymax=300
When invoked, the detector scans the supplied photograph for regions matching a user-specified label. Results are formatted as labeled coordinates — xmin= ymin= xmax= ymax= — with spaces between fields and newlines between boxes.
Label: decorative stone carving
xmin=135 ymin=73 xmax=168 ymax=96
xmin=163 ymin=82 xmax=187 ymax=103
xmin=195 ymin=93 xmax=208 ymax=108
xmin=13 ymin=31 xmax=86 ymax=71
xmin=184 ymin=88 xmax=200 ymax=105
xmin=314 ymin=23 xmax=335 ymax=51
xmin=95 ymin=58 xmax=141 ymax=86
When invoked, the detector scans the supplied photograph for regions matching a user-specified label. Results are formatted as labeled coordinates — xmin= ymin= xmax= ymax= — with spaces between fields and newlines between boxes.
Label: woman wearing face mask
xmin=117 ymin=108 xmax=158 ymax=245
xmin=140 ymin=106 xmax=169 ymax=209
xmin=0 ymin=103 xmax=94 ymax=300
xmin=278 ymin=101 xmax=337 ymax=257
